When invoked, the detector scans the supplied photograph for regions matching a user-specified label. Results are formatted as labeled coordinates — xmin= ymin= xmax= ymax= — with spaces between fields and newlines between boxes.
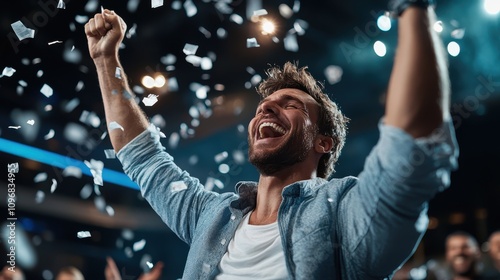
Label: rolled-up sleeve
xmin=339 ymin=120 xmax=459 ymax=277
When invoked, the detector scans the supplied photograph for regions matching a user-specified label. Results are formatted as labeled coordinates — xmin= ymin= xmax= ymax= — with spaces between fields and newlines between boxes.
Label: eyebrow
xmin=258 ymin=93 xmax=306 ymax=107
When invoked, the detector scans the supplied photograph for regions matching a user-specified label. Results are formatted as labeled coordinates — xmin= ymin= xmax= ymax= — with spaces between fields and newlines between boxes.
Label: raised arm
xmin=385 ymin=5 xmax=450 ymax=138
xmin=85 ymin=10 xmax=149 ymax=152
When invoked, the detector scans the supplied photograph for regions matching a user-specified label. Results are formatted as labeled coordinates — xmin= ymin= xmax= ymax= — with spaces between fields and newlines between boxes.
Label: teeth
xmin=258 ymin=122 xmax=286 ymax=138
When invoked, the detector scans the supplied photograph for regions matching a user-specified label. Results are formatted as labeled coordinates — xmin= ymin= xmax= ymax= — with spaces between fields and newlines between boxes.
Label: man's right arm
xmin=85 ymin=10 xmax=148 ymax=152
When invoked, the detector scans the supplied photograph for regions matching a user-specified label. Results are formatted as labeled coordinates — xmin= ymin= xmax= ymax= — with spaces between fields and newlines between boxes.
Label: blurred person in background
xmin=55 ymin=266 xmax=85 ymax=280
xmin=104 ymin=257 xmax=164 ymax=280
xmin=484 ymin=231 xmax=500 ymax=279
xmin=445 ymin=231 xmax=489 ymax=280
xmin=0 ymin=266 xmax=25 ymax=280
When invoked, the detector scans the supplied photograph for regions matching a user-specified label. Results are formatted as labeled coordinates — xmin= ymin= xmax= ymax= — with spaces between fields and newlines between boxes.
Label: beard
xmin=248 ymin=126 xmax=316 ymax=176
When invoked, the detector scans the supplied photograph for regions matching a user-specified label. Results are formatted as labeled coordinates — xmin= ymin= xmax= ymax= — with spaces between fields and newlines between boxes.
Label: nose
xmin=260 ymin=100 xmax=280 ymax=116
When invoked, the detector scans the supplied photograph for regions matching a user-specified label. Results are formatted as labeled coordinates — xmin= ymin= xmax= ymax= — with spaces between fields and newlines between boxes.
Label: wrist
xmin=388 ymin=0 xmax=435 ymax=17
xmin=93 ymin=55 xmax=120 ymax=68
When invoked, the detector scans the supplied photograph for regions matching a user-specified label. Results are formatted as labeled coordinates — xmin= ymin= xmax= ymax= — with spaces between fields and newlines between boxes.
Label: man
xmin=0 ymin=266 xmax=24 ymax=280
xmin=485 ymin=231 xmax=500 ymax=278
xmin=85 ymin=0 xmax=458 ymax=278
xmin=444 ymin=231 xmax=489 ymax=280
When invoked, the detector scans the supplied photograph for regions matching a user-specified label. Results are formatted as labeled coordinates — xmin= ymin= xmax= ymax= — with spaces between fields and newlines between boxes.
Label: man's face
xmin=445 ymin=235 xmax=480 ymax=276
xmin=248 ymin=88 xmax=320 ymax=175
xmin=489 ymin=232 xmax=500 ymax=263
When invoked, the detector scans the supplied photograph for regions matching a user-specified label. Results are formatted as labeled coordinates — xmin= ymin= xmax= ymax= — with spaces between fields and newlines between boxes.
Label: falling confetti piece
xmin=8 ymin=126 xmax=21 ymax=130
xmin=94 ymin=184 xmax=101 ymax=196
xmin=126 ymin=23 xmax=137 ymax=39
xmin=279 ymin=4 xmax=293 ymax=18
xmin=133 ymin=239 xmax=146 ymax=251
xmin=0 ymin=67 xmax=16 ymax=78
xmin=451 ymin=28 xmax=465 ymax=39
xmin=146 ymin=261 xmax=154 ymax=269
xmin=40 ymin=84 xmax=53 ymax=98
xmin=11 ymin=21 xmax=35 ymax=41
xmin=106 ymin=205 xmax=115 ymax=216
xmin=34 ymin=172 xmax=48 ymax=183
xmin=214 ymin=151 xmax=228 ymax=163
xmin=108 ymin=121 xmax=124 ymax=131
xmin=183 ymin=43 xmax=199 ymax=55
xmin=84 ymin=159 xmax=104 ymax=186
xmin=215 ymin=2 xmax=232 ymax=14
xmin=170 ymin=181 xmax=188 ymax=192
xmin=324 ymin=65 xmax=343 ymax=85
xmin=115 ymin=67 xmax=122 ymax=79
xmin=35 ymin=190 xmax=45 ymax=204
xmin=27 ymin=120 xmax=35 ymax=125
xmin=62 ymin=166 xmax=82 ymax=178
xmin=80 ymin=184 xmax=92 ymax=199
xmin=198 ymin=26 xmax=211 ymax=38
xmin=77 ymin=231 xmax=91 ymax=238
xmin=142 ymin=94 xmax=158 ymax=106
xmin=247 ymin=38 xmax=260 ymax=48
xmin=253 ymin=9 xmax=268 ymax=16
xmin=48 ymin=40 xmax=63 ymax=45
xmin=79 ymin=110 xmax=101 ymax=128
xmin=57 ymin=0 xmax=66 ymax=9
xmin=284 ymin=32 xmax=299 ymax=52
xmin=50 ymin=179 xmax=58 ymax=193
xmin=43 ymin=129 xmax=55 ymax=140
xmin=184 ymin=0 xmax=197 ymax=17
xmin=104 ymin=149 xmax=116 ymax=159
xmin=230 ymin=14 xmax=244 ymax=25
xmin=152 ymin=0 xmax=163 ymax=8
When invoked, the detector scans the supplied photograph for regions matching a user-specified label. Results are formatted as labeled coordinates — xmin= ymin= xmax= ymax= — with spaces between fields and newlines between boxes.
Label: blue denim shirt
xmin=117 ymin=120 xmax=458 ymax=279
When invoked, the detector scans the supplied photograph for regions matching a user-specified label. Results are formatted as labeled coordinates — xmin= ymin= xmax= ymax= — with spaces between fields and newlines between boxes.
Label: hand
xmin=138 ymin=262 xmax=164 ymax=280
xmin=104 ymin=257 xmax=122 ymax=280
xmin=84 ymin=10 xmax=127 ymax=60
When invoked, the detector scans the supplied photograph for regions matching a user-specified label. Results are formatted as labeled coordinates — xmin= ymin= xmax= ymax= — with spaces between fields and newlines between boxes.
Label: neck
xmin=250 ymin=167 xmax=317 ymax=225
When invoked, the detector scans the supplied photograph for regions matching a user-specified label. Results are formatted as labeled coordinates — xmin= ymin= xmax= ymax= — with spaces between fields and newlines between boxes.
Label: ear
xmin=314 ymin=135 xmax=334 ymax=154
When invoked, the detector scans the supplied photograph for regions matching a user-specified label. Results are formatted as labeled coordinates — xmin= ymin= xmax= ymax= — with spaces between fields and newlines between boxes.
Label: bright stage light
xmin=141 ymin=75 xmax=155 ymax=88
xmin=261 ymin=19 xmax=276 ymax=34
xmin=154 ymin=75 xmax=166 ymax=88
xmin=447 ymin=41 xmax=460 ymax=57
xmin=373 ymin=41 xmax=387 ymax=57
xmin=433 ymin=21 xmax=444 ymax=33
xmin=484 ymin=0 xmax=500 ymax=15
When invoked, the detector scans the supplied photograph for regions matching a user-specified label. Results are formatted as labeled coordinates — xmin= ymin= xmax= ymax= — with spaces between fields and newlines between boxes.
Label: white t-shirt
xmin=215 ymin=211 xmax=288 ymax=280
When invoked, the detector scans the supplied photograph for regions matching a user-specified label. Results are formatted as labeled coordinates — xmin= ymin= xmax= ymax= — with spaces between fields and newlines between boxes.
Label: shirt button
xmin=220 ymin=238 xmax=226 ymax=245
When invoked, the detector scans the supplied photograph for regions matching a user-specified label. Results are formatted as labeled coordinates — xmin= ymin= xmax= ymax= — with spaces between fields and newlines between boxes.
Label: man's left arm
xmin=385 ymin=5 xmax=449 ymax=136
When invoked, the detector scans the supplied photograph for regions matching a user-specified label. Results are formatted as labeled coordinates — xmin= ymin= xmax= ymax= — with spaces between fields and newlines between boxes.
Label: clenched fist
xmin=84 ymin=9 xmax=127 ymax=60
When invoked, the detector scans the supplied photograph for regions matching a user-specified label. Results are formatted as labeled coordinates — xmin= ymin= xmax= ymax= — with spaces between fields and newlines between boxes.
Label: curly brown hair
xmin=256 ymin=62 xmax=349 ymax=178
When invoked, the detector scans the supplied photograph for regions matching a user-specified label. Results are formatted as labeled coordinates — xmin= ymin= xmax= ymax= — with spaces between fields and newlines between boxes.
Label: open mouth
xmin=258 ymin=122 xmax=286 ymax=139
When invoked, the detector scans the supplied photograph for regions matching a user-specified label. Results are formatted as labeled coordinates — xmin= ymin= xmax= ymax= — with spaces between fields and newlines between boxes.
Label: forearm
xmin=385 ymin=7 xmax=450 ymax=138
xmin=94 ymin=56 xmax=149 ymax=152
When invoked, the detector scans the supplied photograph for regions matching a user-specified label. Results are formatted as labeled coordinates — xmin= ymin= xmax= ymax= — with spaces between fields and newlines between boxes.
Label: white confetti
xmin=105 ymin=205 xmax=115 ymax=216
xmin=84 ymin=159 xmax=104 ymax=186
xmin=43 ymin=129 xmax=55 ymax=140
xmin=18 ymin=80 xmax=27 ymax=87
xmin=57 ymin=0 xmax=66 ymax=9
xmin=214 ymin=151 xmax=228 ymax=163
xmin=200 ymin=57 xmax=213 ymax=70
xmin=37 ymin=70 xmax=44 ymax=78
xmin=62 ymin=97 xmax=80 ymax=113
xmin=198 ymin=26 xmax=211 ymax=38
xmin=48 ymin=40 xmax=63 ymax=46
xmin=183 ymin=43 xmax=199 ymax=55
xmin=184 ymin=0 xmax=197 ymax=17
xmin=115 ymin=67 xmax=122 ymax=79
xmin=80 ymin=184 xmax=93 ymax=199
xmin=253 ymin=9 xmax=268 ymax=17
xmin=50 ymin=179 xmax=58 ymax=193
xmin=84 ymin=0 xmax=98 ymax=12
xmin=94 ymin=184 xmax=101 ymax=196
xmin=230 ymin=14 xmax=244 ymax=25
xmin=11 ymin=21 xmax=35 ymax=41
xmin=186 ymin=55 xmax=202 ymax=67
xmin=133 ymin=239 xmax=146 ymax=251
xmin=142 ymin=94 xmax=158 ymax=106
xmin=62 ymin=166 xmax=82 ymax=178
xmin=205 ymin=177 xmax=215 ymax=191
xmin=79 ymin=110 xmax=101 ymax=128
xmin=324 ymin=65 xmax=343 ymax=85
xmin=8 ymin=126 xmax=21 ymax=130
xmin=104 ymin=149 xmax=116 ymax=159
xmin=128 ymin=0 xmax=140 ymax=12
xmin=108 ymin=121 xmax=124 ymax=132
xmin=217 ymin=28 xmax=227 ymax=39
xmin=284 ymin=32 xmax=298 ymax=52
xmin=34 ymin=172 xmax=48 ymax=183
xmin=152 ymin=0 xmax=163 ymax=8
xmin=122 ymin=229 xmax=134 ymax=240
xmin=0 ymin=67 xmax=16 ymax=78
xmin=451 ymin=28 xmax=465 ymax=39
xmin=171 ymin=0 xmax=181 ymax=10
xmin=169 ymin=132 xmax=180 ymax=149
xmin=247 ymin=38 xmax=260 ymax=48
xmin=75 ymin=81 xmax=84 ymax=92
xmin=170 ymin=181 xmax=188 ymax=192
xmin=279 ymin=4 xmax=293 ymax=18
xmin=292 ymin=0 xmax=300 ymax=13
xmin=168 ymin=77 xmax=179 ymax=91
xmin=77 ymin=231 xmax=91 ymax=238
xmin=94 ymin=196 xmax=106 ymax=212
xmin=35 ymin=190 xmax=45 ymax=204
xmin=215 ymin=2 xmax=232 ymax=14
xmin=40 ymin=84 xmax=53 ymax=98
xmin=146 ymin=261 xmax=154 ymax=269
xmin=27 ymin=120 xmax=35 ymax=125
